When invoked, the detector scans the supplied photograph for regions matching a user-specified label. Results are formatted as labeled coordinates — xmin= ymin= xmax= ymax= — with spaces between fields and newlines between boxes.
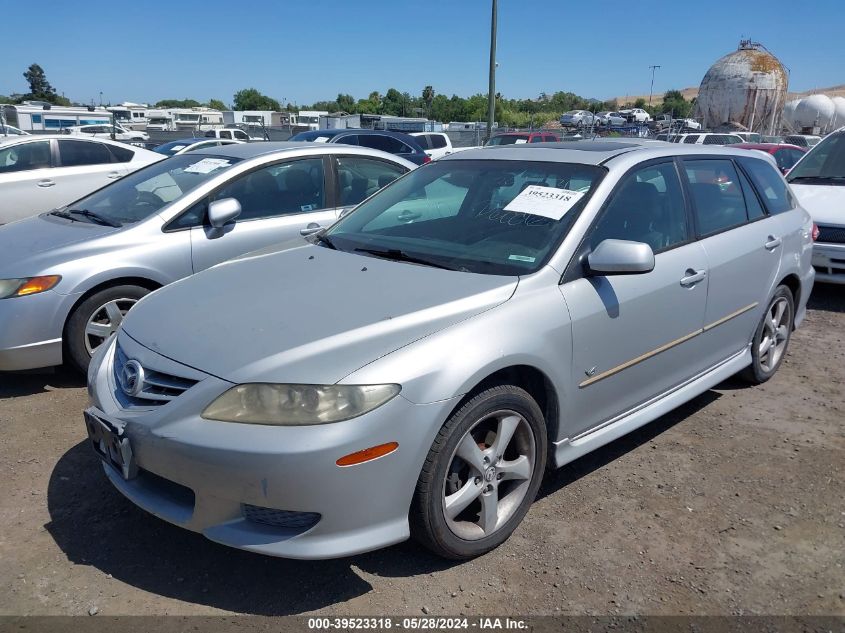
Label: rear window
xmin=58 ymin=139 xmax=114 ymax=166
xmin=739 ymin=157 xmax=795 ymax=214
xmin=108 ymin=144 xmax=135 ymax=163
xmin=429 ymin=135 xmax=447 ymax=149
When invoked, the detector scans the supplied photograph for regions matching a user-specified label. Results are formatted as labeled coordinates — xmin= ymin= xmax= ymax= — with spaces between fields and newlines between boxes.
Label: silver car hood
xmin=790 ymin=184 xmax=845 ymax=226
xmin=0 ymin=214 xmax=118 ymax=276
xmin=122 ymin=244 xmax=518 ymax=384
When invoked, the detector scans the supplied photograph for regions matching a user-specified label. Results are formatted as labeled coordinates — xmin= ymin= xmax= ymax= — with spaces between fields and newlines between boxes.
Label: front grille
xmin=113 ymin=342 xmax=198 ymax=407
xmin=817 ymin=224 xmax=845 ymax=244
xmin=242 ymin=504 xmax=321 ymax=530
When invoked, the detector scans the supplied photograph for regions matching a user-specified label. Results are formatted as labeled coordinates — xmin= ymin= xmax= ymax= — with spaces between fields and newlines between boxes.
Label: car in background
xmin=0 ymin=142 xmax=414 ymax=372
xmin=559 ymin=110 xmax=595 ymax=128
xmin=63 ymin=124 xmax=149 ymax=142
xmin=784 ymin=134 xmax=822 ymax=148
xmin=762 ymin=135 xmax=784 ymax=144
xmin=0 ymin=124 xmax=28 ymax=136
xmin=786 ymin=128 xmax=845 ymax=284
xmin=205 ymin=128 xmax=259 ymax=141
xmin=727 ymin=143 xmax=807 ymax=174
xmin=594 ymin=112 xmax=626 ymax=127
xmin=154 ymin=138 xmax=245 ymax=156
xmin=83 ymin=140 xmax=812 ymax=561
xmin=290 ymin=129 xmax=430 ymax=165
xmin=0 ymin=135 xmax=164 ymax=225
xmin=732 ymin=132 xmax=763 ymax=143
xmin=674 ymin=118 xmax=702 ymax=130
xmin=485 ymin=132 xmax=558 ymax=146
xmin=410 ymin=132 xmax=458 ymax=160
xmin=621 ymin=108 xmax=651 ymax=123
xmin=673 ymin=133 xmax=743 ymax=145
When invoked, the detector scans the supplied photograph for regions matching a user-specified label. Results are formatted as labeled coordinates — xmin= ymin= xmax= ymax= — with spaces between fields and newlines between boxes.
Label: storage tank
xmin=792 ymin=94 xmax=836 ymax=132
xmin=831 ymin=96 xmax=845 ymax=129
xmin=694 ymin=40 xmax=788 ymax=134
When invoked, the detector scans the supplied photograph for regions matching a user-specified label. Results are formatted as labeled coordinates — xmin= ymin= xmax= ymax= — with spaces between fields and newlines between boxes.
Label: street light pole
xmin=648 ymin=65 xmax=661 ymax=107
xmin=486 ymin=0 xmax=498 ymax=143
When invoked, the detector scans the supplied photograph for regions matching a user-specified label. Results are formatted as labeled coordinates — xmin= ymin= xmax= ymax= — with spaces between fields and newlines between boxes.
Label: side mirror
xmin=208 ymin=197 xmax=241 ymax=228
xmin=587 ymin=239 xmax=655 ymax=275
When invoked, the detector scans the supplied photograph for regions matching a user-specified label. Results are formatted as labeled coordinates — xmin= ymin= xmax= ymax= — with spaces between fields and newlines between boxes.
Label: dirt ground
xmin=0 ymin=287 xmax=843 ymax=618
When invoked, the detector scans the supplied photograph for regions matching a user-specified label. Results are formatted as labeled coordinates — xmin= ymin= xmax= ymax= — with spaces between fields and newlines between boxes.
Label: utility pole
xmin=486 ymin=0 xmax=498 ymax=143
xmin=648 ymin=65 xmax=661 ymax=107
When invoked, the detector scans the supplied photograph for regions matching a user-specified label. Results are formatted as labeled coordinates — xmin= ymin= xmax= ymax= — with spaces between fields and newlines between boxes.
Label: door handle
xmin=299 ymin=222 xmax=323 ymax=236
xmin=37 ymin=179 xmax=55 ymax=188
xmin=107 ymin=172 xmax=122 ymax=179
xmin=764 ymin=235 xmax=782 ymax=251
xmin=680 ymin=268 xmax=707 ymax=287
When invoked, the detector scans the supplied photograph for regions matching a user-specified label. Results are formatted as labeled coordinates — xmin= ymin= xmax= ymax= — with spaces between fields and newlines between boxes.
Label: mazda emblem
xmin=119 ymin=359 xmax=145 ymax=397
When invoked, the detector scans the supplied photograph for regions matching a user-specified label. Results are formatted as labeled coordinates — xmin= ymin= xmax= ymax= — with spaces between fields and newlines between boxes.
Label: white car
xmin=0 ymin=135 xmax=164 ymax=224
xmin=672 ymin=133 xmax=743 ymax=145
xmin=153 ymin=138 xmax=245 ymax=156
xmin=622 ymin=108 xmax=651 ymax=123
xmin=410 ymin=132 xmax=459 ymax=160
xmin=64 ymin=124 xmax=149 ymax=142
xmin=786 ymin=127 xmax=845 ymax=284
xmin=0 ymin=124 xmax=29 ymax=136
xmin=595 ymin=111 xmax=626 ymax=127
xmin=204 ymin=128 xmax=259 ymax=141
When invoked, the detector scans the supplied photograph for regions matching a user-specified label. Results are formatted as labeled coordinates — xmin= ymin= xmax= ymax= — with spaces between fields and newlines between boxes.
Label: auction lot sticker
xmin=504 ymin=185 xmax=584 ymax=220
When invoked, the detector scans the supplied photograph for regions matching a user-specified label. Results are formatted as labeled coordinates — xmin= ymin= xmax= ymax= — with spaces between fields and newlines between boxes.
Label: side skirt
xmin=551 ymin=347 xmax=750 ymax=469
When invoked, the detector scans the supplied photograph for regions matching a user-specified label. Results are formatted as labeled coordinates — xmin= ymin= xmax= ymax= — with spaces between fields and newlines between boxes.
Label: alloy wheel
xmin=759 ymin=297 xmax=791 ymax=373
xmin=83 ymin=298 xmax=138 ymax=355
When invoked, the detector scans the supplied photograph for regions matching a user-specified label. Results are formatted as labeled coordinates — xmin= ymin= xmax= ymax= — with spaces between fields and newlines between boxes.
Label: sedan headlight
xmin=0 ymin=276 xmax=61 ymax=299
xmin=201 ymin=383 xmax=401 ymax=426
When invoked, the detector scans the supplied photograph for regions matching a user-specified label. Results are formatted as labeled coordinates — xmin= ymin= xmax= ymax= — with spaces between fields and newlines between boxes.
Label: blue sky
xmin=2 ymin=0 xmax=843 ymax=107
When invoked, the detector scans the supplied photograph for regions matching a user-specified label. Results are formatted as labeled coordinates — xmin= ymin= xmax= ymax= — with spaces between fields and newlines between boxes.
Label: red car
xmin=485 ymin=132 xmax=559 ymax=146
xmin=728 ymin=143 xmax=807 ymax=175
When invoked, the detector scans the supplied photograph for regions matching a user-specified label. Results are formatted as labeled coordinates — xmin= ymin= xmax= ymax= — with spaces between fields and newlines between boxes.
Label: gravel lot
xmin=1 ymin=286 xmax=843 ymax=617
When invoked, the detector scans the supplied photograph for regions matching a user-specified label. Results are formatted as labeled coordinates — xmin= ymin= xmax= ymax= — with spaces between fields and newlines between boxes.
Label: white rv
xmin=298 ymin=110 xmax=328 ymax=131
xmin=1 ymin=102 xmax=111 ymax=133
xmin=107 ymin=102 xmax=148 ymax=130
xmin=145 ymin=109 xmax=174 ymax=131
xmin=172 ymin=108 xmax=224 ymax=131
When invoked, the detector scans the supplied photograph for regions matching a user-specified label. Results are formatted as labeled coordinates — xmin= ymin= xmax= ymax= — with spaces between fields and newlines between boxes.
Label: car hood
xmin=122 ymin=244 xmax=518 ymax=385
xmin=790 ymin=184 xmax=845 ymax=226
xmin=0 ymin=214 xmax=119 ymax=276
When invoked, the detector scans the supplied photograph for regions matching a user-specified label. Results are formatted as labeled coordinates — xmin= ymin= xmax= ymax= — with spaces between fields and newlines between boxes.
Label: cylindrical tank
xmin=792 ymin=94 xmax=836 ymax=131
xmin=694 ymin=41 xmax=788 ymax=133
xmin=831 ymin=96 xmax=845 ymax=129
xmin=782 ymin=99 xmax=801 ymax=131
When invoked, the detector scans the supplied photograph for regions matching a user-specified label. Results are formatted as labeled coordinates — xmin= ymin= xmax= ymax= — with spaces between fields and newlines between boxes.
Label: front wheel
xmin=741 ymin=285 xmax=794 ymax=384
xmin=410 ymin=385 xmax=547 ymax=559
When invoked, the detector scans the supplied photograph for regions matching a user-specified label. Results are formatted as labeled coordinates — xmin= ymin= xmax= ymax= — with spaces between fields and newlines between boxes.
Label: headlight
xmin=201 ymin=383 xmax=401 ymax=426
xmin=0 ymin=276 xmax=61 ymax=299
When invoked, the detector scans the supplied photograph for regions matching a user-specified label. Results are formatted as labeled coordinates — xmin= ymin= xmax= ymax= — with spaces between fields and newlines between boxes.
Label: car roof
xmin=0 ymin=134 xmax=130 ymax=147
xmin=188 ymin=140 xmax=417 ymax=164
xmin=729 ymin=143 xmax=805 ymax=151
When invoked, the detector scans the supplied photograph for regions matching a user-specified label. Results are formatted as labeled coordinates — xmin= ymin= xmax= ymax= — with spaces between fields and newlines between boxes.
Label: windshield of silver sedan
xmin=50 ymin=154 xmax=241 ymax=226
xmin=325 ymin=159 xmax=604 ymax=275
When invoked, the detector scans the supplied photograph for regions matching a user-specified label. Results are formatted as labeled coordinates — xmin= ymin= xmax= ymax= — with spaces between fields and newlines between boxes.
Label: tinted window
xmin=787 ymin=132 xmax=845 ymax=184
xmin=703 ymin=134 xmax=740 ymax=145
xmin=736 ymin=167 xmax=766 ymax=220
xmin=0 ymin=140 xmax=52 ymax=173
xmin=590 ymin=161 xmax=688 ymax=253
xmin=213 ymin=157 xmax=325 ymax=221
xmin=336 ymin=156 xmax=408 ymax=206
xmin=335 ymin=134 xmax=358 ymax=146
xmin=740 ymin=157 xmax=795 ymax=214
xmin=234 ymin=131 xmax=249 ymax=140
xmin=108 ymin=144 xmax=134 ymax=163
xmin=219 ymin=130 xmax=232 ymax=139
xmin=684 ymin=159 xmax=748 ymax=235
xmin=58 ymin=140 xmax=114 ymax=166
xmin=529 ymin=136 xmax=545 ymax=143
xmin=683 ymin=135 xmax=699 ymax=144
xmin=486 ymin=135 xmax=527 ymax=146
xmin=429 ymin=135 xmax=447 ymax=149
xmin=357 ymin=134 xmax=409 ymax=154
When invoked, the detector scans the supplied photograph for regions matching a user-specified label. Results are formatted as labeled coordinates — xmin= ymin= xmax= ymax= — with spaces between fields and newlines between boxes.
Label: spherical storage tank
xmin=831 ymin=97 xmax=845 ymax=129
xmin=792 ymin=94 xmax=836 ymax=130
xmin=694 ymin=40 xmax=788 ymax=133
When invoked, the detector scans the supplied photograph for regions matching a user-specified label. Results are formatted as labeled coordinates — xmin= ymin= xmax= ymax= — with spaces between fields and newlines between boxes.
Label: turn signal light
xmin=336 ymin=442 xmax=399 ymax=467
xmin=812 ymin=223 xmax=820 ymax=241
xmin=15 ymin=275 xmax=61 ymax=296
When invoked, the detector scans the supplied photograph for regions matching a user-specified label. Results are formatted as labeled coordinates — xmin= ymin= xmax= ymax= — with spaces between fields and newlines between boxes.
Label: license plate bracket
xmin=84 ymin=409 xmax=137 ymax=480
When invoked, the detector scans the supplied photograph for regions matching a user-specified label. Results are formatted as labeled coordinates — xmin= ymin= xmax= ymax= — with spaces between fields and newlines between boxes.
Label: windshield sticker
xmin=184 ymin=158 xmax=232 ymax=174
xmin=514 ymin=139 xmax=528 ymax=144
xmin=313 ymin=136 xmax=329 ymax=143
xmin=508 ymin=254 xmax=536 ymax=262
xmin=170 ymin=145 xmax=186 ymax=152
xmin=503 ymin=185 xmax=585 ymax=221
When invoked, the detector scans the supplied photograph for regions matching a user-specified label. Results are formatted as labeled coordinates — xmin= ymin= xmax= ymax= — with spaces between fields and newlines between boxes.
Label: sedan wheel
xmin=741 ymin=285 xmax=794 ymax=384
xmin=84 ymin=298 xmax=138 ymax=355
xmin=411 ymin=385 xmax=547 ymax=559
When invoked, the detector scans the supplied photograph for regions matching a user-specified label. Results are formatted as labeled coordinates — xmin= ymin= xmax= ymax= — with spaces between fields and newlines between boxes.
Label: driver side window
xmin=590 ymin=161 xmax=688 ymax=254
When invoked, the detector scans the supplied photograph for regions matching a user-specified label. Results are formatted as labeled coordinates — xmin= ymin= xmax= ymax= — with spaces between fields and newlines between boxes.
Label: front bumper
xmin=812 ymin=241 xmax=845 ymax=284
xmin=0 ymin=290 xmax=71 ymax=371
xmin=88 ymin=333 xmax=460 ymax=559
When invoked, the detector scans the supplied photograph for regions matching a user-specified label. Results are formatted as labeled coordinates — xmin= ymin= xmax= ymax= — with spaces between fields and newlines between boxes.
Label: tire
xmin=410 ymin=385 xmax=547 ymax=559
xmin=65 ymin=285 xmax=150 ymax=373
xmin=740 ymin=285 xmax=794 ymax=385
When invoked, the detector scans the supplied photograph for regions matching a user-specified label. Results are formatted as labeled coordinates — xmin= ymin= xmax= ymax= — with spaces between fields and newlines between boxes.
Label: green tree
xmin=422 ymin=85 xmax=435 ymax=115
xmin=633 ymin=98 xmax=647 ymax=109
xmin=207 ymin=98 xmax=227 ymax=111
xmin=155 ymin=99 xmax=202 ymax=108
xmin=232 ymin=88 xmax=281 ymax=111
xmin=660 ymin=89 xmax=692 ymax=118
xmin=336 ymin=93 xmax=355 ymax=113
xmin=22 ymin=64 xmax=68 ymax=104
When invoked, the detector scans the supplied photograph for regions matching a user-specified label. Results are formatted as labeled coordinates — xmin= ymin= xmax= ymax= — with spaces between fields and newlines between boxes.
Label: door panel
xmin=0 ymin=140 xmax=57 ymax=222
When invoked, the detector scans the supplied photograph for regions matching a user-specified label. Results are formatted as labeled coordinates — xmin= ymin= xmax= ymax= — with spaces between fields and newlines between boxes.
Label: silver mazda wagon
xmin=85 ymin=140 xmax=814 ymax=560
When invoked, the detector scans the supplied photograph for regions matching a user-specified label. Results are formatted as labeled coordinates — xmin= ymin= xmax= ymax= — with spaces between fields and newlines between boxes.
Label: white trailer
xmin=1 ymin=103 xmax=111 ymax=132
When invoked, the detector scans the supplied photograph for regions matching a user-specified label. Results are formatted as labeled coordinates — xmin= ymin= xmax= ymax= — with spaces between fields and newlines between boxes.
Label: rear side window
xmin=529 ymin=136 xmax=545 ymax=143
xmin=684 ymin=159 xmax=748 ymax=235
xmin=0 ymin=140 xmax=53 ymax=172
xmin=234 ymin=131 xmax=249 ymax=140
xmin=336 ymin=156 xmax=408 ymax=206
xmin=429 ymin=135 xmax=447 ymax=149
xmin=58 ymin=140 xmax=114 ymax=166
xmin=738 ymin=157 xmax=794 ymax=215
xmin=683 ymin=135 xmax=699 ymax=144
xmin=219 ymin=130 xmax=232 ymax=139
xmin=736 ymin=167 xmax=766 ymax=220
xmin=108 ymin=144 xmax=135 ymax=163
xmin=357 ymin=135 xmax=410 ymax=154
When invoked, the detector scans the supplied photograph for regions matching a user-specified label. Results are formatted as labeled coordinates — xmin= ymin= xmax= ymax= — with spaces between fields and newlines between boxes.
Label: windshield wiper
xmin=49 ymin=209 xmax=79 ymax=222
xmin=789 ymin=175 xmax=845 ymax=183
xmin=64 ymin=209 xmax=121 ymax=227
xmin=353 ymin=246 xmax=455 ymax=270
xmin=312 ymin=232 xmax=337 ymax=250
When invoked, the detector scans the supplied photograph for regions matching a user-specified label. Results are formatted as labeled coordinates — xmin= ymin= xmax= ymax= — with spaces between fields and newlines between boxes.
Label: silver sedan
xmin=0 ymin=142 xmax=413 ymax=372
xmin=86 ymin=140 xmax=813 ymax=560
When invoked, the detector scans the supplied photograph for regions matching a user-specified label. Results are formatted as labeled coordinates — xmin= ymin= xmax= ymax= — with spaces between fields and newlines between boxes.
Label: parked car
xmin=673 ymin=133 xmax=744 ymax=145
xmin=786 ymin=127 xmax=845 ymax=284
xmin=595 ymin=111 xmax=626 ymax=127
xmin=154 ymin=138 xmax=245 ymax=156
xmin=290 ymin=129 xmax=430 ymax=165
xmin=674 ymin=118 xmax=702 ymax=130
xmin=83 ymin=140 xmax=812 ymax=560
xmin=732 ymin=132 xmax=763 ymax=143
xmin=559 ymin=110 xmax=595 ymax=128
xmin=0 ymin=124 xmax=28 ymax=136
xmin=0 ymin=142 xmax=414 ymax=372
xmin=63 ymin=124 xmax=149 ymax=142
xmin=762 ymin=135 xmax=784 ymax=144
xmin=728 ymin=143 xmax=807 ymax=174
xmin=410 ymin=132 xmax=456 ymax=160
xmin=621 ymin=108 xmax=651 ymax=123
xmin=485 ymin=132 xmax=558 ymax=145
xmin=205 ymin=128 xmax=258 ymax=141
xmin=783 ymin=134 xmax=822 ymax=149
xmin=0 ymin=135 xmax=164 ymax=225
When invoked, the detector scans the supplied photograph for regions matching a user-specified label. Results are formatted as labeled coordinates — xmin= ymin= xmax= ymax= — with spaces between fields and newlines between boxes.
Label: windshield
xmin=325 ymin=159 xmax=605 ymax=275
xmin=787 ymin=133 xmax=845 ymax=184
xmin=60 ymin=154 xmax=241 ymax=225
xmin=486 ymin=135 xmax=528 ymax=146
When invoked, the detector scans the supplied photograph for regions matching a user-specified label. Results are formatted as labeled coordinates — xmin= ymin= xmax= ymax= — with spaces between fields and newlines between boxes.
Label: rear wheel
xmin=410 ymin=385 xmax=547 ymax=559
xmin=65 ymin=285 xmax=150 ymax=372
xmin=741 ymin=285 xmax=794 ymax=384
